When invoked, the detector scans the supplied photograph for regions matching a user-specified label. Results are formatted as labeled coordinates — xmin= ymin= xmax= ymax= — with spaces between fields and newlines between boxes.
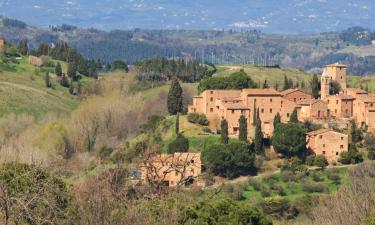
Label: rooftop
xmin=297 ymin=99 xmax=321 ymax=106
xmin=280 ymin=88 xmax=308 ymax=96
xmin=243 ymin=88 xmax=281 ymax=96
xmin=306 ymin=128 xmax=331 ymax=136
xmin=326 ymin=62 xmax=347 ymax=68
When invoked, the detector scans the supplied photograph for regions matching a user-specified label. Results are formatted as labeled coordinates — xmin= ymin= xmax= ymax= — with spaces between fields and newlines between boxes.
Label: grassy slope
xmin=0 ymin=57 xmax=80 ymax=119
xmin=216 ymin=65 xmax=311 ymax=86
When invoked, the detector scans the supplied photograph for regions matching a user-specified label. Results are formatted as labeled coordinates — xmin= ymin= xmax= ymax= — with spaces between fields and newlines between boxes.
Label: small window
xmin=261 ymin=109 xmax=264 ymax=113
xmin=294 ymin=98 xmax=297 ymax=102
xmin=340 ymin=145 xmax=344 ymax=149
xmin=210 ymin=91 xmax=214 ymax=94
xmin=336 ymin=152 xmax=339 ymax=156
xmin=270 ymin=108 xmax=273 ymax=113
xmin=175 ymin=171 xmax=178 ymax=176
xmin=323 ymin=144 xmax=326 ymax=148
xmin=210 ymin=108 xmax=213 ymax=112
xmin=270 ymin=98 xmax=273 ymax=102
xmin=232 ymin=110 xmax=235 ymax=114
xmin=319 ymin=135 xmax=323 ymax=139
xmin=287 ymin=113 xmax=290 ymax=118
xmin=191 ymin=169 xmax=194 ymax=173
xmin=341 ymin=137 xmax=344 ymax=140
xmin=323 ymin=151 xmax=326 ymax=155
xmin=210 ymin=97 xmax=213 ymax=102
xmin=371 ymin=103 xmax=374 ymax=107
xmin=336 ymin=100 xmax=339 ymax=104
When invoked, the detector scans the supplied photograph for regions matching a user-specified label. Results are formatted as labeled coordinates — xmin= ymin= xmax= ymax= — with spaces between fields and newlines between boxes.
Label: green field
xmin=0 ymin=57 xmax=82 ymax=119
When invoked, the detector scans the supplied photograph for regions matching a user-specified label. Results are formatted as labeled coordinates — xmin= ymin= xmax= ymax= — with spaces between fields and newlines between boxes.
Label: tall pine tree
xmin=289 ymin=109 xmax=298 ymax=123
xmin=44 ymin=72 xmax=51 ymax=88
xmin=283 ymin=75 xmax=290 ymax=90
xmin=311 ymin=74 xmax=320 ymax=99
xmin=239 ymin=115 xmax=248 ymax=142
xmin=273 ymin=112 xmax=281 ymax=129
xmin=167 ymin=78 xmax=183 ymax=115
xmin=254 ymin=108 xmax=264 ymax=154
xmin=221 ymin=119 xmax=229 ymax=144
xmin=55 ymin=62 xmax=63 ymax=77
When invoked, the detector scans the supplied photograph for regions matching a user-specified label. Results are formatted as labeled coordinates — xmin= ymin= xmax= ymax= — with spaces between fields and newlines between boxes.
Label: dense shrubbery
xmin=167 ymin=134 xmax=189 ymax=154
xmin=182 ymin=198 xmax=272 ymax=225
xmin=187 ymin=113 xmax=209 ymax=126
xmin=339 ymin=144 xmax=363 ymax=164
xmin=197 ymin=70 xmax=257 ymax=93
xmin=202 ymin=142 xmax=256 ymax=178
xmin=259 ymin=196 xmax=298 ymax=219
xmin=272 ymin=123 xmax=307 ymax=159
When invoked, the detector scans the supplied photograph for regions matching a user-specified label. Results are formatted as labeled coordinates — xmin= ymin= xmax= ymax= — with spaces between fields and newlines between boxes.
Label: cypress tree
xmin=254 ymin=109 xmax=264 ymax=154
xmin=311 ymin=74 xmax=320 ymax=99
xmin=220 ymin=119 xmax=229 ymax=144
xmin=289 ymin=109 xmax=298 ymax=123
xmin=283 ymin=75 xmax=290 ymax=90
xmin=175 ymin=113 xmax=180 ymax=135
xmin=239 ymin=115 xmax=248 ymax=142
xmin=17 ymin=39 xmax=28 ymax=55
xmin=263 ymin=79 xmax=269 ymax=89
xmin=167 ymin=78 xmax=183 ymax=115
xmin=55 ymin=62 xmax=62 ymax=77
xmin=44 ymin=72 xmax=51 ymax=88
xmin=67 ymin=63 xmax=77 ymax=80
xmin=273 ymin=112 xmax=281 ymax=129
xmin=69 ymin=81 xmax=74 ymax=95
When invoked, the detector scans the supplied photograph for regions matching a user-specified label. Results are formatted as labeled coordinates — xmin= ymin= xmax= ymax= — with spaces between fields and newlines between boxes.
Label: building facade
xmin=306 ymin=129 xmax=348 ymax=163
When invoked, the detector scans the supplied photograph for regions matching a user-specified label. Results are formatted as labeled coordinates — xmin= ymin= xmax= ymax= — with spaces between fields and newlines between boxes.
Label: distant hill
xmin=3 ymin=17 xmax=375 ymax=75
xmin=2 ymin=0 xmax=375 ymax=34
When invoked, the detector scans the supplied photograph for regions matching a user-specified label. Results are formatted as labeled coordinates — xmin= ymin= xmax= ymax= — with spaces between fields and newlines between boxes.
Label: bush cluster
xmin=187 ymin=113 xmax=209 ymax=126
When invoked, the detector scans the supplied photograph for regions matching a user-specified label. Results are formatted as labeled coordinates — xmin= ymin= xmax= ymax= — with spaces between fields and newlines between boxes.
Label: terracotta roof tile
xmin=280 ymin=88 xmax=309 ymax=96
xmin=243 ymin=88 xmax=281 ymax=96
xmin=306 ymin=128 xmax=331 ymax=136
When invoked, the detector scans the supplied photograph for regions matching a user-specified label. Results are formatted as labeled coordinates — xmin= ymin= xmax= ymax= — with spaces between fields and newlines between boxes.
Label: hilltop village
xmin=188 ymin=63 xmax=374 ymax=164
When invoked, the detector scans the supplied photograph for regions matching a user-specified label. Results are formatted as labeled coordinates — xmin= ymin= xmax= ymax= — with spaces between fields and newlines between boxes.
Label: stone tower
xmin=323 ymin=63 xmax=347 ymax=90
xmin=321 ymin=74 xmax=331 ymax=100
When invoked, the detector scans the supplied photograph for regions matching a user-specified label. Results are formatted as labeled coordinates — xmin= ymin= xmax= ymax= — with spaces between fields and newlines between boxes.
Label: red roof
xmin=243 ymin=88 xmax=281 ymax=96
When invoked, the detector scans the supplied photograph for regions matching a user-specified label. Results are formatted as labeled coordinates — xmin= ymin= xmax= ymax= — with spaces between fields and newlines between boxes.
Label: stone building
xmin=306 ymin=129 xmax=348 ymax=163
xmin=140 ymin=152 xmax=201 ymax=187
xmin=297 ymin=99 xmax=329 ymax=121
xmin=281 ymin=89 xmax=312 ymax=103
xmin=188 ymin=88 xmax=299 ymax=138
xmin=326 ymin=94 xmax=355 ymax=119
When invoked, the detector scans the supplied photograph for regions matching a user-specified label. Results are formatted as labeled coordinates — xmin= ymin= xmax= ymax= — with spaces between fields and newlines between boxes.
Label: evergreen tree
xmin=69 ymin=81 xmax=74 ymax=95
xmin=59 ymin=74 xmax=70 ymax=88
xmin=274 ymin=82 xmax=279 ymax=91
xmin=289 ymin=109 xmax=298 ymax=123
xmin=239 ymin=115 xmax=248 ymax=142
xmin=167 ymin=78 xmax=183 ymax=115
xmin=263 ymin=79 xmax=269 ymax=89
xmin=175 ymin=113 xmax=180 ymax=135
xmin=301 ymin=80 xmax=306 ymax=88
xmin=67 ymin=63 xmax=77 ymax=80
xmin=55 ymin=62 xmax=62 ymax=77
xmin=283 ymin=75 xmax=290 ymax=90
xmin=221 ymin=119 xmax=229 ymax=144
xmin=273 ymin=123 xmax=307 ymax=158
xmin=273 ymin=112 xmax=281 ymax=129
xmin=311 ymin=74 xmax=320 ymax=99
xmin=44 ymin=72 xmax=51 ymax=88
xmin=365 ymin=83 xmax=369 ymax=92
xmin=17 ymin=39 xmax=28 ymax=55
xmin=254 ymin=108 xmax=264 ymax=154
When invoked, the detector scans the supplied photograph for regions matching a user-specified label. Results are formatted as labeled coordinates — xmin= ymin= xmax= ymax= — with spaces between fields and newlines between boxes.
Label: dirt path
xmin=0 ymin=81 xmax=47 ymax=95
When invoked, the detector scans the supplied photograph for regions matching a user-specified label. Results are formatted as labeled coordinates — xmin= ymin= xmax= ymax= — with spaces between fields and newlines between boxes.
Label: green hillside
xmin=0 ymin=57 xmax=80 ymax=119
